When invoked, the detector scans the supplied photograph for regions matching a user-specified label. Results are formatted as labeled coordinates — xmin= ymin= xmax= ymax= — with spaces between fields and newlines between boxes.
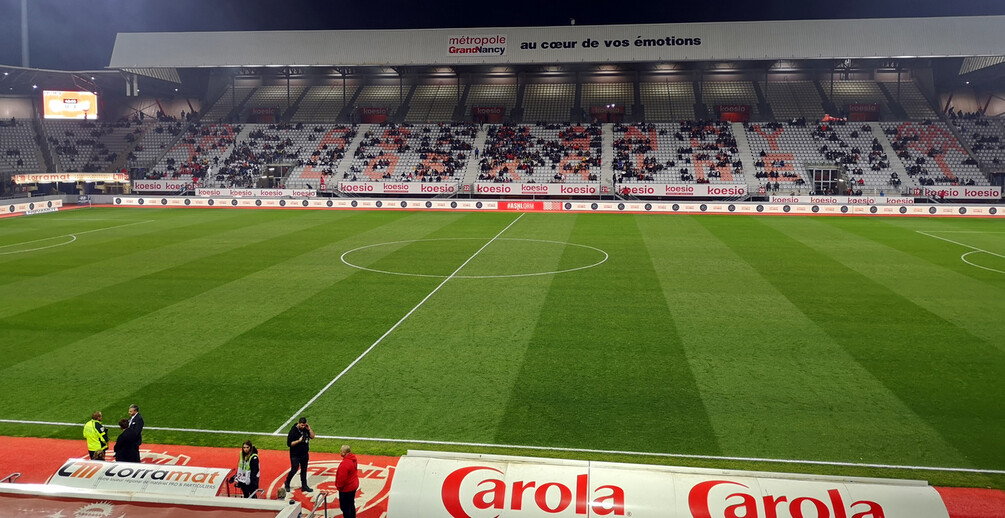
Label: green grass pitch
xmin=0 ymin=207 xmax=1002 ymax=488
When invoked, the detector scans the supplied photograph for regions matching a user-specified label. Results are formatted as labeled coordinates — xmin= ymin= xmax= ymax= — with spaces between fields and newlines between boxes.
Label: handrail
xmin=307 ymin=491 xmax=331 ymax=518
xmin=1 ymin=473 xmax=21 ymax=483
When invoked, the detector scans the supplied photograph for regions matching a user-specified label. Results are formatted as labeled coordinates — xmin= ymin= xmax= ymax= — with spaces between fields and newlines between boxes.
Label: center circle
xmin=340 ymin=238 xmax=609 ymax=279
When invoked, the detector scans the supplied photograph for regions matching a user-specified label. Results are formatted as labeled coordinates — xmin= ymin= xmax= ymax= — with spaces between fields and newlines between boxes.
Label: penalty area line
xmin=272 ymin=212 xmax=526 ymax=434
xmin=916 ymin=230 xmax=1005 ymax=259
xmin=1 ymin=418 xmax=1002 ymax=475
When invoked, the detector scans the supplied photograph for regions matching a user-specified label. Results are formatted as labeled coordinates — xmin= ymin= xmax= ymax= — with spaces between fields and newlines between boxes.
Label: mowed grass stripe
xmin=839 ymin=217 xmax=1005 ymax=286
xmin=301 ymin=213 xmax=579 ymax=442
xmin=0 ymin=210 xmax=443 ymax=426
xmin=108 ymin=212 xmax=508 ymax=435
xmin=699 ymin=216 xmax=1005 ymax=470
xmin=0 ymin=210 xmax=393 ymax=374
xmin=0 ymin=209 xmax=334 ymax=319
xmin=772 ymin=217 xmax=1005 ymax=354
xmin=0 ymin=209 xmax=251 ymax=278
xmin=495 ymin=214 xmax=719 ymax=454
xmin=637 ymin=215 xmax=967 ymax=467
xmin=0 ymin=210 xmax=147 ymax=244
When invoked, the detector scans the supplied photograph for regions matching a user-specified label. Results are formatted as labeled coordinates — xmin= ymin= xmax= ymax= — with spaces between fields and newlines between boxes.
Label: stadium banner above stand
xmin=339 ymin=181 xmax=459 ymax=195
xmin=195 ymin=188 xmax=317 ymax=198
xmin=717 ymin=105 xmax=751 ymax=122
xmin=133 ymin=180 xmax=194 ymax=192
xmin=771 ymin=195 xmax=916 ymax=205
xmin=16 ymin=173 xmax=129 ymax=184
xmin=109 ymin=16 xmax=1005 ymax=68
xmin=590 ymin=105 xmax=626 ymax=123
xmin=918 ymin=185 xmax=1002 ymax=200
xmin=473 ymin=107 xmax=505 ymax=123
xmin=359 ymin=107 xmax=389 ymax=123
xmin=387 ymin=451 xmax=951 ymax=518
xmin=619 ymin=183 xmax=747 ymax=198
xmin=474 ymin=182 xmax=600 ymax=196
xmin=847 ymin=103 xmax=881 ymax=122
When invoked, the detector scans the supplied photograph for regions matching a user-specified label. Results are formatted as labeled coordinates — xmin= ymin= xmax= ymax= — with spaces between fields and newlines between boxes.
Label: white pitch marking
xmin=340 ymin=237 xmax=609 ymax=279
xmin=0 ymin=235 xmax=76 ymax=255
xmin=916 ymin=230 xmax=1005 ymax=275
xmin=1 ymin=418 xmax=1001 ymax=475
xmin=0 ymin=220 xmax=154 ymax=255
xmin=273 ymin=213 xmax=526 ymax=434
xmin=961 ymin=251 xmax=1005 ymax=274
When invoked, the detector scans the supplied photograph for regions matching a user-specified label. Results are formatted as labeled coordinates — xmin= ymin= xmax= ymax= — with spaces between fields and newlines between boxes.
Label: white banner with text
xmin=770 ymin=195 xmax=916 ymax=205
xmin=48 ymin=459 xmax=229 ymax=498
xmin=618 ymin=183 xmax=747 ymax=198
xmin=918 ymin=186 xmax=1001 ymax=200
xmin=131 ymin=180 xmax=193 ymax=192
xmin=339 ymin=181 xmax=460 ymax=195
xmin=388 ymin=452 xmax=950 ymax=518
xmin=4 ymin=198 xmax=62 ymax=216
xmin=473 ymin=183 xmax=601 ymax=196
xmin=195 ymin=188 xmax=317 ymax=198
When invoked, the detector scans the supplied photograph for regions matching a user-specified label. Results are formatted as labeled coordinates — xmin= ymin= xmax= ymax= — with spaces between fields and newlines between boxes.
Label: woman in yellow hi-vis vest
xmin=83 ymin=411 xmax=109 ymax=460
xmin=230 ymin=440 xmax=260 ymax=498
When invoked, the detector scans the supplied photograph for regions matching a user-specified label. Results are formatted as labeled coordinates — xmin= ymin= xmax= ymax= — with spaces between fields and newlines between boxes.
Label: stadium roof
xmin=109 ymin=16 xmax=1005 ymax=69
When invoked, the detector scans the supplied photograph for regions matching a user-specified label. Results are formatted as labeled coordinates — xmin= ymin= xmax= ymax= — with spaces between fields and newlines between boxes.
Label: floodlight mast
xmin=21 ymin=0 xmax=29 ymax=68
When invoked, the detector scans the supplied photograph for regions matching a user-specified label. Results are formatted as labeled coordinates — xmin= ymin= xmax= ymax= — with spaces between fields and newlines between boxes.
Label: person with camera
xmin=284 ymin=417 xmax=315 ymax=493
xmin=230 ymin=440 xmax=260 ymax=498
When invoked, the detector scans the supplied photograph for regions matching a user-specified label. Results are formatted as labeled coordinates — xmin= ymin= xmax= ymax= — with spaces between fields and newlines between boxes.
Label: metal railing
xmin=307 ymin=491 xmax=333 ymax=518
xmin=1 ymin=473 xmax=21 ymax=483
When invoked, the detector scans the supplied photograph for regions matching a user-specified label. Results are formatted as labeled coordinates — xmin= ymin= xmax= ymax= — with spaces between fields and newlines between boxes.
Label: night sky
xmin=1 ymin=0 xmax=1004 ymax=71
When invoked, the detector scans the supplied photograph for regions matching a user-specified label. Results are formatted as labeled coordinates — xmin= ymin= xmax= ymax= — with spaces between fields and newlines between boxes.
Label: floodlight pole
xmin=285 ymin=67 xmax=291 ymax=113
xmin=21 ymin=0 xmax=29 ymax=68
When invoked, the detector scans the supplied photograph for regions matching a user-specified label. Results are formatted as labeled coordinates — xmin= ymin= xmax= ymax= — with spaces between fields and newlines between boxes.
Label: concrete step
xmin=461 ymin=125 xmax=490 ymax=185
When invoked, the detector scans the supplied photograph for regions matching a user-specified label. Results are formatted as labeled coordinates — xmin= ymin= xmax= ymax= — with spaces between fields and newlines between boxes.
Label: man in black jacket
xmin=128 ymin=404 xmax=144 ymax=445
xmin=284 ymin=417 xmax=315 ymax=493
xmin=114 ymin=418 xmax=141 ymax=462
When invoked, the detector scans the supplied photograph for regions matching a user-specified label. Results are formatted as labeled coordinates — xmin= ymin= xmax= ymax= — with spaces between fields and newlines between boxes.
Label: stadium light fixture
xmin=32 ymin=84 xmax=37 ymax=89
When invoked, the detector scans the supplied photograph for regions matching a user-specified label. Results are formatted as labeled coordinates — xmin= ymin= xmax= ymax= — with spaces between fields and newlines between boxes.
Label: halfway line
xmin=272 ymin=213 xmax=526 ymax=434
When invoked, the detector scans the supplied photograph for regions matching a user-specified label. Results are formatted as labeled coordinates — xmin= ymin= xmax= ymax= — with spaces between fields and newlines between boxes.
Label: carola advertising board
xmin=388 ymin=452 xmax=951 ymax=518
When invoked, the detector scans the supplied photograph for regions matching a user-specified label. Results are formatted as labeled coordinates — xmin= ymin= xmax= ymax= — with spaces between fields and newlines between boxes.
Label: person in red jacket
xmin=335 ymin=444 xmax=359 ymax=518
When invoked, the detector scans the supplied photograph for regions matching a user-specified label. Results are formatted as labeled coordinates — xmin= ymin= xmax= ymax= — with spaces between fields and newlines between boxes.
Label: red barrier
xmin=0 ymin=436 xmax=396 ymax=517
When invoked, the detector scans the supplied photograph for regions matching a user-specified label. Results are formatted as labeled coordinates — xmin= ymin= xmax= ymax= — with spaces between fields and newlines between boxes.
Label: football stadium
xmin=0 ymin=4 xmax=1003 ymax=518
